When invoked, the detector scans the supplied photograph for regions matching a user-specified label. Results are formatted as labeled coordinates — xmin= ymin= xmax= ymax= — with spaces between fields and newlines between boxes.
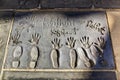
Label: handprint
xmin=11 ymin=31 xmax=22 ymax=45
xmin=29 ymin=33 xmax=41 ymax=45
xmin=51 ymin=38 xmax=62 ymax=68
xmin=66 ymin=37 xmax=77 ymax=68
xmin=80 ymin=36 xmax=93 ymax=48
xmin=51 ymin=38 xmax=62 ymax=49
xmin=94 ymin=36 xmax=107 ymax=66
xmin=97 ymin=36 xmax=106 ymax=49
xmin=93 ymin=36 xmax=106 ymax=57
xmin=66 ymin=37 xmax=76 ymax=49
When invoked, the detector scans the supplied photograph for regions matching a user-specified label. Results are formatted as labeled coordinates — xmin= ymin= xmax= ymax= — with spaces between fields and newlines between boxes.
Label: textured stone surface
xmin=0 ymin=11 xmax=118 ymax=80
xmin=0 ymin=11 xmax=115 ymax=80
xmin=107 ymin=11 xmax=120 ymax=72
xmin=41 ymin=0 xmax=92 ymax=8
xmin=0 ymin=0 xmax=93 ymax=9
xmin=107 ymin=11 xmax=120 ymax=80
xmin=0 ymin=0 xmax=39 ymax=9
xmin=4 ymin=12 xmax=115 ymax=69
xmin=95 ymin=0 xmax=120 ymax=8
xmin=3 ymin=71 xmax=117 ymax=80
xmin=1 ymin=0 xmax=120 ymax=9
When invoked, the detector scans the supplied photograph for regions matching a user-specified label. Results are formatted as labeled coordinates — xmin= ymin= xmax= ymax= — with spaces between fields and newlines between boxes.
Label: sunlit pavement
xmin=107 ymin=11 xmax=120 ymax=80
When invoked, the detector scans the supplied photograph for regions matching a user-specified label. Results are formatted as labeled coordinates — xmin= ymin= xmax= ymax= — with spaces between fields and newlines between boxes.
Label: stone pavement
xmin=107 ymin=11 xmax=120 ymax=80
xmin=0 ymin=11 xmax=119 ymax=80
xmin=1 ymin=0 xmax=120 ymax=9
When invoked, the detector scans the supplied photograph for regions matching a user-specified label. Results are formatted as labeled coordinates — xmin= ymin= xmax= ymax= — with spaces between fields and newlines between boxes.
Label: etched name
xmin=51 ymin=27 xmax=79 ymax=37
xmin=86 ymin=20 xmax=105 ymax=35
xmin=43 ymin=17 xmax=75 ymax=27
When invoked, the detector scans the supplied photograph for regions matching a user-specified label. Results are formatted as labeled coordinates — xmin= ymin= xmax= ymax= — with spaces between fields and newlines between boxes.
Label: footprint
xmin=12 ymin=46 xmax=23 ymax=68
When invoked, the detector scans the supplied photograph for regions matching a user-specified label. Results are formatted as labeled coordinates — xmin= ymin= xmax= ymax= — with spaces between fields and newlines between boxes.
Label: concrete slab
xmin=3 ymin=71 xmax=117 ymax=80
xmin=4 ymin=11 xmax=115 ymax=69
xmin=0 ymin=11 xmax=115 ymax=80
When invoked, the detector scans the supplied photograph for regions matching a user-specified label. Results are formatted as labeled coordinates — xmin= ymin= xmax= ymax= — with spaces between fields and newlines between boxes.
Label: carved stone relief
xmin=4 ymin=12 xmax=115 ymax=69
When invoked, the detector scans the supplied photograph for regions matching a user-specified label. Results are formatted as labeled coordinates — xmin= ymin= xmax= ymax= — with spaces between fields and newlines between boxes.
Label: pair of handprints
xmin=78 ymin=36 xmax=106 ymax=67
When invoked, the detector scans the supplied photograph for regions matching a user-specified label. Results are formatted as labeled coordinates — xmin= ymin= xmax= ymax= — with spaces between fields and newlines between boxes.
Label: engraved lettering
xmin=86 ymin=20 xmax=105 ymax=35
xmin=43 ymin=17 xmax=75 ymax=27
xmin=51 ymin=28 xmax=79 ymax=37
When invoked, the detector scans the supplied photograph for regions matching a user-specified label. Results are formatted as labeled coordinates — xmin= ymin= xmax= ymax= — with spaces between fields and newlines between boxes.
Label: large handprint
xmin=11 ymin=31 xmax=22 ymax=45
xmin=80 ymin=36 xmax=93 ymax=49
xmin=29 ymin=33 xmax=41 ymax=45
xmin=94 ymin=36 xmax=106 ymax=57
xmin=51 ymin=38 xmax=62 ymax=49
xmin=66 ymin=37 xmax=76 ymax=49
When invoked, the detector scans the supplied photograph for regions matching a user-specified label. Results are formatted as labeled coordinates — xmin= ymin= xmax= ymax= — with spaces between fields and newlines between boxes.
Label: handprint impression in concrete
xmin=77 ymin=36 xmax=106 ymax=68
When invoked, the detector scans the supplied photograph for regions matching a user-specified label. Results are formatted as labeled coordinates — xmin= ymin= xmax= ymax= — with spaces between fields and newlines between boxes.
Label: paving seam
xmin=0 ymin=14 xmax=15 ymax=80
